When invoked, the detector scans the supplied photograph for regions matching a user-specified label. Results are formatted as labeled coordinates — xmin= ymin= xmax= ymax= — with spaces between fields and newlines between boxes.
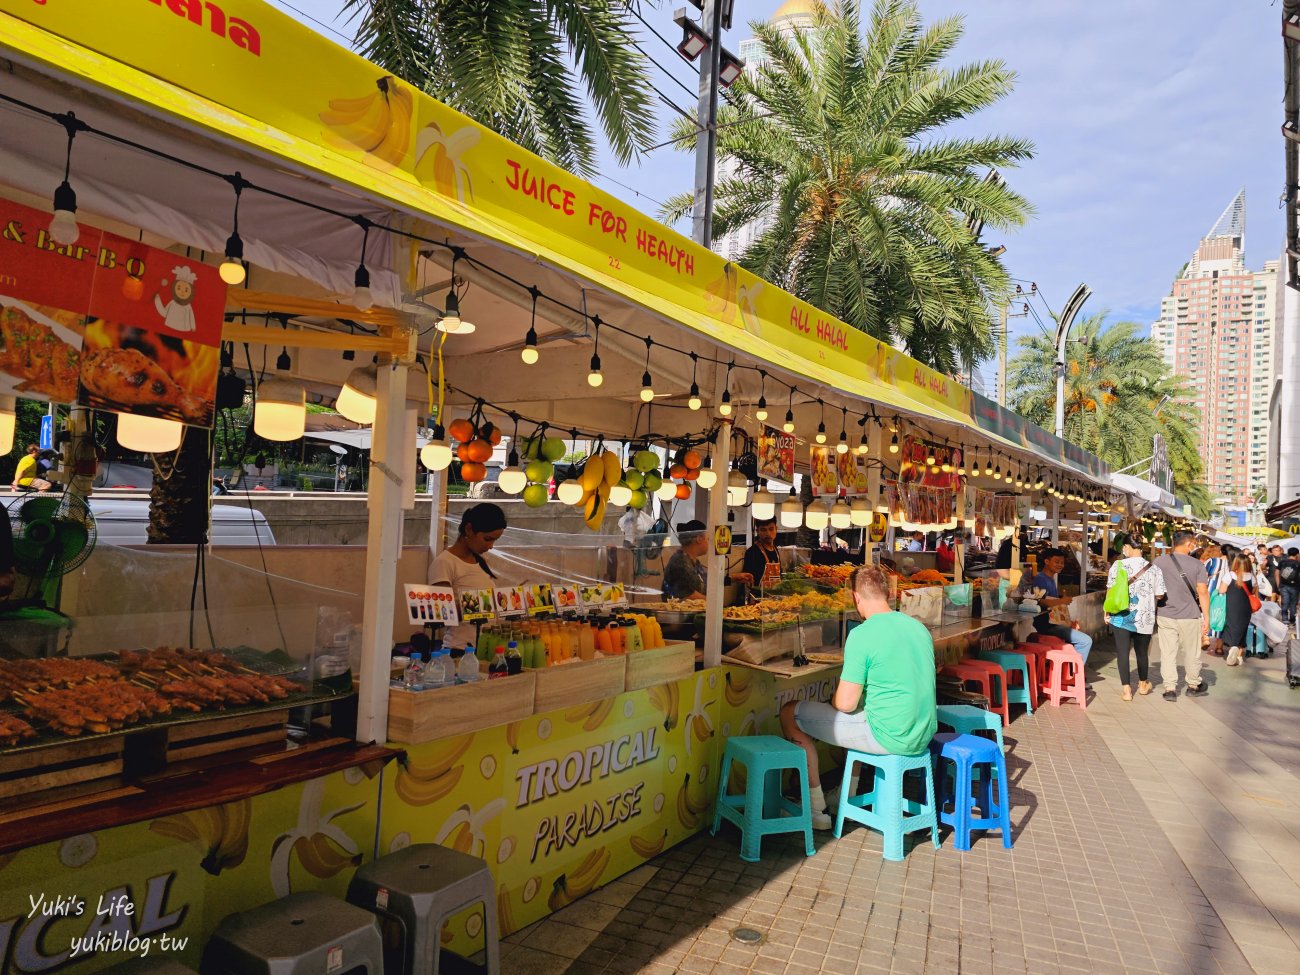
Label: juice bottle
xmin=476 ymin=627 xmax=492 ymax=662
xmin=505 ymin=641 xmax=523 ymax=675
xmin=607 ymin=622 xmax=625 ymax=655
xmin=578 ymin=620 xmax=595 ymax=660
xmin=489 ymin=647 xmax=509 ymax=679
xmin=595 ymin=622 xmax=612 ymax=656
xmin=564 ymin=625 xmax=579 ymax=661
xmin=650 ymin=615 xmax=664 ymax=648
xmin=622 ymin=618 xmax=643 ymax=653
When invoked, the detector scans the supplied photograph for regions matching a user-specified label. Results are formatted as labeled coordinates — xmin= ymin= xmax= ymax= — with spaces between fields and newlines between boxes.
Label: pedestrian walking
xmin=1154 ymin=531 xmax=1211 ymax=701
xmin=1278 ymin=547 xmax=1300 ymax=626
xmin=1104 ymin=537 xmax=1164 ymax=700
xmin=1199 ymin=544 xmax=1227 ymax=656
xmin=1221 ymin=556 xmax=1256 ymax=667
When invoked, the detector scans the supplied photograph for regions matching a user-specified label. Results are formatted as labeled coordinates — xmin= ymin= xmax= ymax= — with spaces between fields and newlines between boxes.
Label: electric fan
xmin=4 ymin=494 xmax=97 ymax=608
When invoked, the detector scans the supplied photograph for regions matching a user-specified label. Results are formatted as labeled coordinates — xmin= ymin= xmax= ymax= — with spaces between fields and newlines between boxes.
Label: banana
xmin=739 ymin=710 xmax=757 ymax=737
xmin=369 ymin=78 xmax=413 ymax=168
xmin=628 ymin=827 xmax=669 ymax=860
xmin=547 ymin=846 xmax=611 ymax=911
xmin=563 ymin=698 xmax=614 ymax=732
xmin=150 ymin=800 xmax=250 ymax=876
xmin=548 ymin=875 xmax=576 ymax=912
xmin=723 ymin=670 xmax=753 ymax=709
xmin=414 ymin=123 xmax=480 ymax=202
xmin=685 ymin=770 xmax=712 ymax=815
xmin=395 ymin=762 xmax=463 ymax=806
xmin=601 ymin=450 xmax=621 ymax=486
xmin=320 ymin=84 xmax=391 ymax=153
xmin=581 ymin=456 xmax=605 ymax=491
xmin=407 ymin=734 xmax=474 ymax=777
xmin=497 ymin=885 xmax=516 ymax=937
xmin=648 ymin=681 xmax=680 ymax=731
xmin=691 ymin=712 xmax=714 ymax=745
xmin=675 ymin=774 xmax=704 ymax=830
xmin=293 ymin=832 xmax=362 ymax=879
xmin=505 ymin=720 xmax=523 ymax=755
xmin=443 ymin=820 xmax=476 ymax=855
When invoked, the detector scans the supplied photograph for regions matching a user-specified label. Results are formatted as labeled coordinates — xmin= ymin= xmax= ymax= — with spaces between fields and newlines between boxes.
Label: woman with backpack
xmin=1104 ymin=536 xmax=1165 ymax=701
xmin=1222 ymin=555 xmax=1258 ymax=667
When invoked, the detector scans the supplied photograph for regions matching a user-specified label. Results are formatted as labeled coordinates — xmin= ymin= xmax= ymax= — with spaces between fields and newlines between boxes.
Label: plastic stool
xmin=713 ymin=735 xmax=815 ymax=862
xmin=101 ymin=961 xmax=199 ymax=975
xmin=977 ymin=648 xmax=1035 ymax=716
xmin=1029 ymin=633 xmax=1068 ymax=649
xmin=202 ymin=892 xmax=383 ymax=975
xmin=939 ymin=661 xmax=1009 ymax=727
xmin=935 ymin=703 xmax=1004 ymax=752
xmin=1045 ymin=646 xmax=1087 ymax=709
xmin=348 ymin=843 xmax=500 ymax=975
xmin=1012 ymin=643 xmax=1051 ymax=698
xmin=835 ymin=750 xmax=939 ymax=861
xmin=930 ymin=733 xmax=1012 ymax=851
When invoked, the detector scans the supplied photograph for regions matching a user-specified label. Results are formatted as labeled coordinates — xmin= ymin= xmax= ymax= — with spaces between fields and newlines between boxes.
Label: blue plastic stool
xmin=834 ymin=750 xmax=939 ymax=861
xmin=930 ymin=733 xmax=1012 ymax=851
xmin=712 ymin=735 xmax=815 ymax=862
xmin=935 ymin=703 xmax=1004 ymax=752
xmin=977 ymin=649 xmax=1034 ymax=716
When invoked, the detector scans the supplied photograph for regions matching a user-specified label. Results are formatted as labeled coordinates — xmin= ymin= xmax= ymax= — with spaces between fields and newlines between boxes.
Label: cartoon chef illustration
xmin=155 ymin=265 xmax=198 ymax=333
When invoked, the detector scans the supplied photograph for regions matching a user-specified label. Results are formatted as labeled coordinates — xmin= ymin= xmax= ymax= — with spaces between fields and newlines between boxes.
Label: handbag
xmin=1208 ymin=591 xmax=1226 ymax=633
xmin=1247 ymin=583 xmax=1262 ymax=614
xmin=1103 ymin=560 xmax=1130 ymax=615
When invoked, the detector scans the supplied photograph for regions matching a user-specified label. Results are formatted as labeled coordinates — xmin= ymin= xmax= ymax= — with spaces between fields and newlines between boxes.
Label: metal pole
xmin=691 ymin=0 xmax=724 ymax=248
xmin=1054 ymin=331 xmax=1067 ymax=440
xmin=702 ymin=424 xmax=731 ymax=667
xmin=998 ymin=302 xmax=1008 ymax=407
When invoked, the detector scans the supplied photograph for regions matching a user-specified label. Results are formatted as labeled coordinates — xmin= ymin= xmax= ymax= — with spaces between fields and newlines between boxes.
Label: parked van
xmin=86 ymin=498 xmax=276 ymax=546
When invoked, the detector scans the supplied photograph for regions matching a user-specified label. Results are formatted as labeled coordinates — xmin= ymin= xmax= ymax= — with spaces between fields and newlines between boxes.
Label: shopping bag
xmin=1208 ymin=591 xmax=1226 ymax=633
xmin=1103 ymin=561 xmax=1129 ymax=615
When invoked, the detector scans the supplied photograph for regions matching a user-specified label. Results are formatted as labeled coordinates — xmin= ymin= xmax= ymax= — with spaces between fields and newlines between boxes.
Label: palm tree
xmin=660 ymin=0 xmax=1034 ymax=374
xmin=1006 ymin=315 xmax=1213 ymax=516
xmin=341 ymin=0 xmax=657 ymax=178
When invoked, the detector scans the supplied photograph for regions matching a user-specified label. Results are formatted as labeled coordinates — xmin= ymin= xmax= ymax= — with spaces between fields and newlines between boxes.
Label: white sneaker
xmin=1225 ymin=646 xmax=1241 ymax=666
xmin=811 ymin=809 xmax=833 ymax=831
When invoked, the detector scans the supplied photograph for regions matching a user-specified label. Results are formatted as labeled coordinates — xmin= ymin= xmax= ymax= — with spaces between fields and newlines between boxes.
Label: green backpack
xmin=1103 ymin=560 xmax=1130 ymax=615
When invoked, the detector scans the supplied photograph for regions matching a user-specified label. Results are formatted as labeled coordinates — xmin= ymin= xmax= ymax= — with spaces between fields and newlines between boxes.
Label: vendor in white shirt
xmin=429 ymin=503 xmax=507 ymax=647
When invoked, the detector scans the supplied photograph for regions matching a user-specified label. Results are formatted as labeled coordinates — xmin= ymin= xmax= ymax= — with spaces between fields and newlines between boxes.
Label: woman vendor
xmin=662 ymin=520 xmax=709 ymax=600
xmin=429 ymin=502 xmax=507 ymax=646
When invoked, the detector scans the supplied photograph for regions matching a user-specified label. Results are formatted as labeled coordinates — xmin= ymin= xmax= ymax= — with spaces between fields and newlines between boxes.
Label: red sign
xmin=757 ymin=426 xmax=794 ymax=483
xmin=0 ymin=197 xmax=224 ymax=426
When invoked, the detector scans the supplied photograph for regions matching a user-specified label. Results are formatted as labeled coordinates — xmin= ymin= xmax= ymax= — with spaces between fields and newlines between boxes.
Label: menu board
xmin=0 ymin=196 xmax=223 ymax=427
xmin=758 ymin=425 xmax=795 ymax=482
xmin=526 ymin=583 xmax=556 ymax=615
xmin=493 ymin=586 xmax=528 ymax=617
xmin=404 ymin=584 xmax=459 ymax=627
xmin=808 ymin=445 xmax=838 ymax=498
xmin=836 ymin=452 xmax=869 ymax=496
xmin=553 ymin=584 xmax=581 ymax=612
xmin=460 ymin=588 xmax=495 ymax=622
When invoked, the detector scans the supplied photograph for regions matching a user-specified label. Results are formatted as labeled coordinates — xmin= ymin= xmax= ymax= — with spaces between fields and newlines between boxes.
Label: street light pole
xmin=1051 ymin=283 xmax=1092 ymax=439
xmin=691 ymin=0 xmax=725 ymax=248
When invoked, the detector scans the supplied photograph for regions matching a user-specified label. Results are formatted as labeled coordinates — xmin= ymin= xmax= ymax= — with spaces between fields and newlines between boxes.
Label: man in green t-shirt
xmin=779 ymin=564 xmax=938 ymax=830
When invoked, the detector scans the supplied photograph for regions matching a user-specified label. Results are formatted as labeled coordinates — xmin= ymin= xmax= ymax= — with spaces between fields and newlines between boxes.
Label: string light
xmin=940 ymin=442 xmax=952 ymax=473
xmin=521 ymin=287 xmax=540 ymax=364
xmin=783 ymin=386 xmax=795 ymax=434
xmin=836 ymin=407 xmax=849 ymax=455
xmin=49 ymin=112 xmax=84 ymax=246
xmin=219 ymin=172 xmax=247 ymax=285
xmin=889 ymin=426 xmax=899 ymax=453
xmin=750 ymin=483 xmax=775 ymax=520
xmin=436 ymin=250 xmax=475 ymax=333
xmin=557 ymin=479 xmax=585 ymax=505
xmin=876 ymin=480 xmax=890 ymax=514
xmin=850 ymin=496 xmax=872 ymax=527
xmin=984 ymin=451 xmax=993 ymax=477
xmin=696 ymin=454 xmax=718 ymax=489
xmin=779 ymin=487 xmax=803 ymax=528
xmin=956 ymin=447 xmax=966 ymax=477
xmin=640 ymin=336 xmax=655 ymax=402
xmin=420 ymin=423 xmax=453 ymax=471
xmin=830 ymin=497 xmax=852 ymax=529
xmin=352 ymin=217 xmax=373 ymax=311
xmin=587 ymin=316 xmax=603 ymax=387
xmin=816 ymin=399 xmax=827 ymax=444
xmin=804 ymin=502 xmax=829 ymax=531
xmin=718 ymin=362 xmax=733 ymax=416
xmin=337 ymin=363 xmax=378 ymax=424
xmin=687 ymin=353 xmax=702 ymax=410
xmin=756 ymin=370 xmax=768 ymax=422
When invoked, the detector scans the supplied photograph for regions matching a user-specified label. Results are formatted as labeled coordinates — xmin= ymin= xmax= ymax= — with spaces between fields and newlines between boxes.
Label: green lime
xmin=522 ymin=483 xmax=549 ymax=508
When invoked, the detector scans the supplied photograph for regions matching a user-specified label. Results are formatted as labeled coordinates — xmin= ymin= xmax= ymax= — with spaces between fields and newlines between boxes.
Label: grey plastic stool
xmin=100 ymin=961 xmax=200 ymax=975
xmin=201 ymin=891 xmax=383 ymax=975
xmin=347 ymin=843 xmax=499 ymax=975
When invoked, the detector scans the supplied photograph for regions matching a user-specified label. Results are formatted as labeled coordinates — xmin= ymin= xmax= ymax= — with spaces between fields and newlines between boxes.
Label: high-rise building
xmin=1150 ymin=191 xmax=1277 ymax=520
xmin=714 ymin=1 xmax=816 ymax=261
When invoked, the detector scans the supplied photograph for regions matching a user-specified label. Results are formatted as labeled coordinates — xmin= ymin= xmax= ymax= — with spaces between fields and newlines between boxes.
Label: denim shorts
xmin=794 ymin=700 xmax=889 ymax=754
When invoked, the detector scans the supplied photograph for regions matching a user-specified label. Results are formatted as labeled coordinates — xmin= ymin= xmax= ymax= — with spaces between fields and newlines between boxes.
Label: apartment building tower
xmin=1150 ymin=191 xmax=1277 ymax=516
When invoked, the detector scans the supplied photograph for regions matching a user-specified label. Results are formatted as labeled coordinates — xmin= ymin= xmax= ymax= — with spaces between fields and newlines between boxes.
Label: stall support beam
xmin=357 ymin=361 xmax=410 ymax=744
xmin=703 ymin=424 xmax=732 ymax=668
xmin=954 ymin=484 xmax=966 ymax=585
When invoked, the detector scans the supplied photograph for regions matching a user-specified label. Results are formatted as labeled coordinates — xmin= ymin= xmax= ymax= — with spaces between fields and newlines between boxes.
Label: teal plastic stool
xmin=712 ymin=735 xmax=816 ymax=862
xmin=834 ymin=750 xmax=939 ymax=861
xmin=935 ymin=703 xmax=1004 ymax=751
xmin=976 ymin=649 xmax=1034 ymax=716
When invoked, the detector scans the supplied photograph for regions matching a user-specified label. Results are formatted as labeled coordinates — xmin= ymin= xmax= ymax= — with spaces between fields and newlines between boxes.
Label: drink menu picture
xmin=405 ymin=584 xmax=459 ymax=626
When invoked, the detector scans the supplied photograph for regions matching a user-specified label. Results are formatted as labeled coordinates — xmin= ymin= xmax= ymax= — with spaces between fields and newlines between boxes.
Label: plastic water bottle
xmin=424 ymin=651 xmax=449 ymax=689
xmin=390 ymin=654 xmax=409 ymax=688
xmin=403 ymin=652 xmax=425 ymax=690
xmin=458 ymin=647 xmax=480 ymax=684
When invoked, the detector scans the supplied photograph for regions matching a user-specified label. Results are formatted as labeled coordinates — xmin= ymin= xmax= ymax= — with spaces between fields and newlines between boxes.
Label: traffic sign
xmin=38 ymin=415 xmax=53 ymax=451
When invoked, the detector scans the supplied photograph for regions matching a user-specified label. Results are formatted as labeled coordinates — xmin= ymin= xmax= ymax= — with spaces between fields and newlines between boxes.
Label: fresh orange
xmin=682 ymin=449 xmax=702 ymax=470
xmin=449 ymin=418 xmax=475 ymax=443
xmin=682 ymin=467 xmax=699 ymax=481
xmin=674 ymin=483 xmax=691 ymax=500
xmin=484 ymin=423 xmax=502 ymax=446
xmin=456 ymin=443 xmax=471 ymax=462
xmin=460 ymin=461 xmax=486 ymax=482
xmin=669 ymin=463 xmax=688 ymax=480
xmin=465 ymin=439 xmax=493 ymax=463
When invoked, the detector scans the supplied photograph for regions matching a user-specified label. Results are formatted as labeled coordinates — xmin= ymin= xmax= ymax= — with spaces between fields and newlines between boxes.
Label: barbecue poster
xmin=756 ymin=426 xmax=794 ymax=483
xmin=0 ymin=196 xmax=224 ymax=427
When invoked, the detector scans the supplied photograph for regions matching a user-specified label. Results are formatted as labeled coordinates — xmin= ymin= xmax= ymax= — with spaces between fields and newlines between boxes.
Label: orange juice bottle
xmin=578 ymin=621 xmax=595 ymax=660
xmin=595 ymin=622 xmax=612 ymax=655
xmin=608 ymin=622 xmax=625 ymax=655
xmin=634 ymin=614 xmax=652 ymax=650
xmin=650 ymin=615 xmax=664 ymax=648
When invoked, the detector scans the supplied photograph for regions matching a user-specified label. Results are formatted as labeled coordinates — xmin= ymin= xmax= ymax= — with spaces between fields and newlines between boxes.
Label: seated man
xmin=779 ymin=565 xmax=938 ymax=830
xmin=1030 ymin=547 xmax=1093 ymax=663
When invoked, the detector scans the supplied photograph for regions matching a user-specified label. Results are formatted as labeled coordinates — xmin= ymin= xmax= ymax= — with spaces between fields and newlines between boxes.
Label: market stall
xmin=0 ymin=1 xmax=1132 ymax=969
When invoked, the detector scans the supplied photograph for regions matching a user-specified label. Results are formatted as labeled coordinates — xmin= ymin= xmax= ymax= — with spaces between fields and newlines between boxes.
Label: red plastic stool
xmin=1011 ymin=644 xmax=1051 ymax=702
xmin=1045 ymin=647 xmax=1086 ymax=709
xmin=1029 ymin=633 xmax=1068 ymax=649
xmin=940 ymin=661 xmax=1009 ymax=727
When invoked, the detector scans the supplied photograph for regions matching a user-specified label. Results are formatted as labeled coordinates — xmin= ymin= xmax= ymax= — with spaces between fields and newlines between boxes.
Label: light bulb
xmin=756 ymin=398 xmax=768 ymax=422
xmin=437 ymin=291 xmax=474 ymax=333
xmin=726 ymin=470 xmax=749 ymax=507
xmin=220 ymin=230 xmax=246 ymax=285
xmin=421 ymin=438 xmax=453 ymax=471
xmin=521 ymin=346 xmax=539 ymax=365
xmin=857 ymin=435 xmax=869 ymax=455
xmin=830 ymin=499 xmax=852 ymax=529
xmin=337 ymin=365 xmax=378 ymax=424
xmin=557 ymin=480 xmax=584 ymax=505
xmin=804 ymin=504 xmax=829 ymax=531
xmin=957 ymin=463 xmax=966 ymax=476
xmin=253 ymin=377 xmax=306 ymax=442
xmin=780 ymin=491 xmax=803 ymax=529
xmin=0 ymin=395 xmax=16 ymax=455
xmin=815 ymin=423 xmax=826 ymax=445
xmin=850 ymin=497 xmax=872 ymax=527
xmin=889 ymin=432 xmax=899 ymax=453
xmin=688 ymin=382 xmax=701 ymax=410
xmin=783 ymin=412 xmax=795 ymax=434
xmin=718 ymin=390 xmax=732 ymax=417
xmin=49 ymin=184 xmax=80 ymax=246
xmin=609 ymin=483 xmax=633 ymax=507
xmin=656 ymin=481 xmax=678 ymax=502
xmin=750 ymin=487 xmax=776 ymax=521
xmin=640 ymin=371 xmax=655 ymax=402
xmin=353 ymin=264 xmax=373 ymax=311
xmin=498 ymin=466 xmax=528 ymax=495
xmin=587 ymin=353 xmax=603 ymax=387
xmin=117 ymin=413 xmax=183 ymax=453
xmin=836 ymin=440 xmax=849 ymax=455
xmin=926 ymin=452 xmax=937 ymax=466
xmin=696 ymin=465 xmax=718 ymax=490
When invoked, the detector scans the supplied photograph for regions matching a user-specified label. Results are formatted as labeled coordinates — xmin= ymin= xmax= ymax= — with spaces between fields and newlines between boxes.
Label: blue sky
xmin=273 ymin=0 xmax=1284 ymax=353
